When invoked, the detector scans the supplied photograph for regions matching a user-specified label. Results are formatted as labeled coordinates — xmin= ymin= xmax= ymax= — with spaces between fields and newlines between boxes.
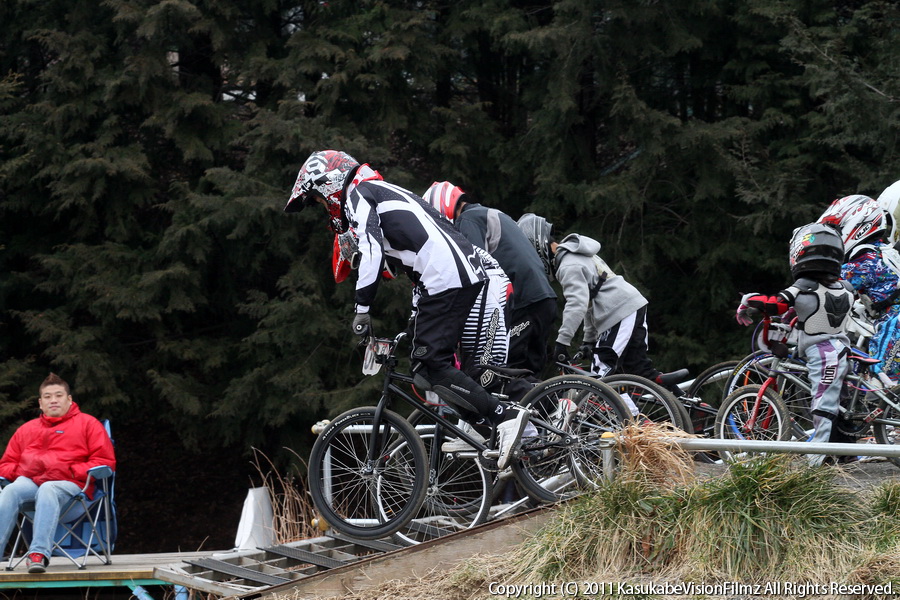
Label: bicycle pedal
xmin=864 ymin=407 xmax=884 ymax=423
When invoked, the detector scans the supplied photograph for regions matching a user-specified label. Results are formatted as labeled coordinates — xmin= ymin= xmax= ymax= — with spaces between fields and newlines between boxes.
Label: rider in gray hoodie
xmin=555 ymin=233 xmax=648 ymax=359
xmin=518 ymin=214 xmax=679 ymax=391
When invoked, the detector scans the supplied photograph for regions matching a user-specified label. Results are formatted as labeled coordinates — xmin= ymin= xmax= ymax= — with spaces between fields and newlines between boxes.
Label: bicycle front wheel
xmin=873 ymin=390 xmax=900 ymax=469
xmin=727 ymin=353 xmax=813 ymax=440
xmin=308 ymin=407 xmax=428 ymax=540
xmin=391 ymin=411 xmax=494 ymax=545
xmin=602 ymin=373 xmax=691 ymax=431
xmin=517 ymin=375 xmax=631 ymax=500
xmin=714 ymin=384 xmax=792 ymax=462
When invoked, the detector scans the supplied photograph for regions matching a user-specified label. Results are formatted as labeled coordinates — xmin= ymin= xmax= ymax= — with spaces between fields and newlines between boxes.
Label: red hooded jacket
xmin=0 ymin=402 xmax=115 ymax=499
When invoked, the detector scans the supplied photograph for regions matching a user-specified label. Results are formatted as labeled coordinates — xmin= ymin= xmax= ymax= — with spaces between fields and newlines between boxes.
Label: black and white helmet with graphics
xmin=789 ymin=222 xmax=845 ymax=279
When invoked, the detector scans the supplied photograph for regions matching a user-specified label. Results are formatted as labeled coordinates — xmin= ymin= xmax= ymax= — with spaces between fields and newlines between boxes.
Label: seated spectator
xmin=0 ymin=373 xmax=116 ymax=573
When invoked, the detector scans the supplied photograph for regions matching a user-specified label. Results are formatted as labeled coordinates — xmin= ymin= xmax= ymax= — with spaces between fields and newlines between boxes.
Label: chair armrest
xmin=80 ymin=465 xmax=113 ymax=494
xmin=86 ymin=465 xmax=113 ymax=480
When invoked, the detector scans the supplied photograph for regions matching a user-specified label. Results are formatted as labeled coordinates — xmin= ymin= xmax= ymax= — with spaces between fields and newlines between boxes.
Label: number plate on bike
xmin=362 ymin=340 xmax=391 ymax=375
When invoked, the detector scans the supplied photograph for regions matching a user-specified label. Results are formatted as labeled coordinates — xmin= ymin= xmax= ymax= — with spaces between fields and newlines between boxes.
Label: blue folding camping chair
xmin=4 ymin=420 xmax=116 ymax=570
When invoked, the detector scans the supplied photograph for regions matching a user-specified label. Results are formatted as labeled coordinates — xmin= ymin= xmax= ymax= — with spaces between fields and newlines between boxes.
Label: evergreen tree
xmin=1 ymin=0 xmax=900 ymax=551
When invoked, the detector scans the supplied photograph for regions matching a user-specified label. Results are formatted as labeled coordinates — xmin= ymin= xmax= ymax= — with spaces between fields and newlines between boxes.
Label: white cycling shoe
xmin=440 ymin=426 xmax=487 ymax=452
xmin=496 ymin=407 xmax=529 ymax=470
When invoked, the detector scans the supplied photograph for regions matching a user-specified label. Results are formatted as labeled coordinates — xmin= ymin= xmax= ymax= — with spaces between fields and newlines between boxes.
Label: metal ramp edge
xmin=152 ymin=535 xmax=404 ymax=597
xmin=246 ymin=505 xmax=555 ymax=600
xmin=151 ymin=503 xmax=557 ymax=599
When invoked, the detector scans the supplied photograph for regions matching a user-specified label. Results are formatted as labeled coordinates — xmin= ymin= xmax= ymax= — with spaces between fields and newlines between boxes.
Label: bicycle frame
xmin=738 ymin=355 xmax=805 ymax=434
xmin=842 ymin=362 xmax=900 ymax=427
xmin=365 ymin=333 xmax=572 ymax=465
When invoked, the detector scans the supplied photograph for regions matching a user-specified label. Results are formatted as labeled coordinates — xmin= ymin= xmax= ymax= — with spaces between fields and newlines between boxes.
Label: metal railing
xmin=667 ymin=438 xmax=900 ymax=458
xmin=592 ymin=436 xmax=900 ymax=483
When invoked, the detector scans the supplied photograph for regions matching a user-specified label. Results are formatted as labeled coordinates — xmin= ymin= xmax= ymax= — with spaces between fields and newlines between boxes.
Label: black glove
xmin=352 ymin=312 xmax=371 ymax=337
xmin=553 ymin=342 xmax=571 ymax=363
xmin=577 ymin=343 xmax=594 ymax=360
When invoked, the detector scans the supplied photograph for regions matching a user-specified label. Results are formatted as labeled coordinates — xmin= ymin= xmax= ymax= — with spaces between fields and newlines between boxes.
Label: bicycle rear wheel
xmin=602 ymin=373 xmax=690 ymax=431
xmin=516 ymin=375 xmax=631 ymax=500
xmin=684 ymin=360 xmax=741 ymax=462
xmin=391 ymin=411 xmax=494 ymax=544
xmin=567 ymin=379 xmax=633 ymax=490
xmin=714 ymin=384 xmax=792 ymax=462
xmin=686 ymin=361 xmax=740 ymax=435
xmin=308 ymin=407 xmax=428 ymax=540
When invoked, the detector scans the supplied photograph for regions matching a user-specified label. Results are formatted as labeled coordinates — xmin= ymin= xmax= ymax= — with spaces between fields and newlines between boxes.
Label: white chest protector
xmin=783 ymin=278 xmax=854 ymax=336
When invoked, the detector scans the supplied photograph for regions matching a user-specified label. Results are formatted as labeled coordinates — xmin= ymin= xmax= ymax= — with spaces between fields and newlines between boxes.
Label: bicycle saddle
xmin=655 ymin=368 xmax=690 ymax=386
xmin=482 ymin=365 xmax=534 ymax=379
xmin=848 ymin=354 xmax=880 ymax=366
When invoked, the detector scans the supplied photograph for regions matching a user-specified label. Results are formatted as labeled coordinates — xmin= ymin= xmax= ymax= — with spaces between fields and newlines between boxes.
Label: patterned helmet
xmin=516 ymin=213 xmax=555 ymax=280
xmin=816 ymin=194 xmax=886 ymax=259
xmin=789 ymin=222 xmax=845 ymax=278
xmin=876 ymin=180 xmax=900 ymax=245
xmin=284 ymin=150 xmax=360 ymax=233
xmin=422 ymin=181 xmax=465 ymax=222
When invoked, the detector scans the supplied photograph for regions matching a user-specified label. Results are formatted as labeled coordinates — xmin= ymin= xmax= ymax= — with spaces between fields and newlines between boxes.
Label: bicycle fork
xmin=742 ymin=379 xmax=778 ymax=434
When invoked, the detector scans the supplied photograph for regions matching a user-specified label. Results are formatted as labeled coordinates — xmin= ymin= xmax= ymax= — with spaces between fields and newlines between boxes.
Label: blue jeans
xmin=0 ymin=477 xmax=80 ymax=558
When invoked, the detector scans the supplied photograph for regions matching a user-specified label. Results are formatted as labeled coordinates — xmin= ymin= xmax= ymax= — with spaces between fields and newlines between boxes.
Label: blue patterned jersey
xmin=841 ymin=242 xmax=900 ymax=321
xmin=842 ymin=241 xmax=900 ymax=379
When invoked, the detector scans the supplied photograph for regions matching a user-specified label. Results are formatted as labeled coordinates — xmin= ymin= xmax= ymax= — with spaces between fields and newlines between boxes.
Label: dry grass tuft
xmin=614 ymin=421 xmax=698 ymax=489
xmin=680 ymin=455 xmax=867 ymax=582
xmin=276 ymin=555 xmax=510 ymax=600
xmin=251 ymin=448 xmax=319 ymax=543
xmin=848 ymin=549 xmax=900 ymax=586
xmin=850 ymin=480 xmax=900 ymax=585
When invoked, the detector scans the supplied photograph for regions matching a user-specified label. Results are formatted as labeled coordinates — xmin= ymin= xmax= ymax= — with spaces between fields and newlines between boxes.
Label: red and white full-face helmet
xmin=422 ymin=181 xmax=465 ymax=222
xmin=284 ymin=150 xmax=360 ymax=233
xmin=817 ymin=194 xmax=886 ymax=259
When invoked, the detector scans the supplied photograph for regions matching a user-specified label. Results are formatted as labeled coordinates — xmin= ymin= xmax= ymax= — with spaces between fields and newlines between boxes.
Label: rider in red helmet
xmin=424 ymin=182 xmax=558 ymax=375
xmin=818 ymin=194 xmax=900 ymax=381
